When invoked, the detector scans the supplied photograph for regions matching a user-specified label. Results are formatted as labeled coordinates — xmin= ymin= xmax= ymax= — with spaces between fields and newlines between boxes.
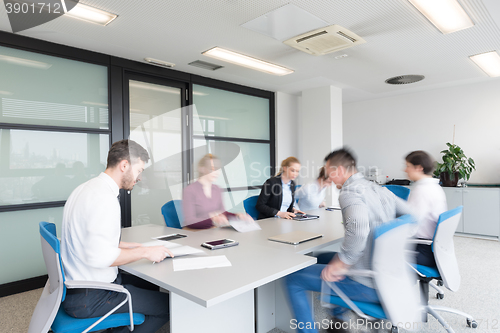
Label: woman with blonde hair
xmin=183 ymin=154 xmax=250 ymax=229
xmin=256 ymin=156 xmax=304 ymax=220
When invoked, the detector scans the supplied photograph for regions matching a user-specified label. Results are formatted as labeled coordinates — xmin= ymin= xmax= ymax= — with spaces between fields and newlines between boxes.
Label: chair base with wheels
xmin=412 ymin=206 xmax=477 ymax=333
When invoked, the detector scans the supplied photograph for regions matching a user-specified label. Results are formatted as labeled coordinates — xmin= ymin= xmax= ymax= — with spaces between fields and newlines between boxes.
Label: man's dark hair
xmin=106 ymin=140 xmax=149 ymax=169
xmin=405 ymin=150 xmax=434 ymax=175
xmin=324 ymin=148 xmax=357 ymax=170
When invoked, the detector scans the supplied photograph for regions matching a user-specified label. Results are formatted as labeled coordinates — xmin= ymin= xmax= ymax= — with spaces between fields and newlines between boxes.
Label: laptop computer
xmin=268 ymin=230 xmax=323 ymax=245
xmin=292 ymin=213 xmax=319 ymax=221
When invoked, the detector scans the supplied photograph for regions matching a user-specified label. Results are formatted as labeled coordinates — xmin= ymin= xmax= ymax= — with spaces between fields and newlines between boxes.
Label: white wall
xmin=299 ymin=86 xmax=343 ymax=183
xmin=275 ymin=92 xmax=299 ymax=169
xmin=343 ymin=79 xmax=500 ymax=184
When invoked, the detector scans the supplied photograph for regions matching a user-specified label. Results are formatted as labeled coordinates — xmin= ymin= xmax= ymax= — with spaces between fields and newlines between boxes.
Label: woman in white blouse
xmin=405 ymin=150 xmax=447 ymax=268
xmin=295 ymin=167 xmax=332 ymax=212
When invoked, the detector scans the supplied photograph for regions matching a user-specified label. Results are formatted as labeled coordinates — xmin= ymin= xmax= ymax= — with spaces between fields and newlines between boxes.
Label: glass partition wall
xmin=0 ymin=37 xmax=274 ymax=293
xmin=0 ymin=45 xmax=109 ymax=286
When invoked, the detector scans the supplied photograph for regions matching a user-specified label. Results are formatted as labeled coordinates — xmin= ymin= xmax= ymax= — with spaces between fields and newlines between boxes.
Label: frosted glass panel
xmin=222 ymin=189 xmax=261 ymax=214
xmin=129 ymin=80 xmax=183 ymax=226
xmin=192 ymin=85 xmax=269 ymax=140
xmin=0 ymin=129 xmax=108 ymax=205
xmin=193 ymin=139 xmax=271 ymax=188
xmin=0 ymin=45 xmax=108 ymax=129
xmin=0 ymin=207 xmax=63 ymax=284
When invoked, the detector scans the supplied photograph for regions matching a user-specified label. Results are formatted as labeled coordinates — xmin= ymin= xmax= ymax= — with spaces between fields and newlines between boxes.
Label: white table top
xmin=120 ymin=208 xmax=344 ymax=307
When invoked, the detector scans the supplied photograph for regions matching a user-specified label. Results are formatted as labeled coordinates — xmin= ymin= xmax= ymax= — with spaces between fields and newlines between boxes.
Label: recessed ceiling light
xmin=202 ymin=47 xmax=294 ymax=76
xmin=66 ymin=2 xmax=117 ymax=26
xmin=469 ymin=51 xmax=500 ymax=77
xmin=408 ymin=0 xmax=474 ymax=34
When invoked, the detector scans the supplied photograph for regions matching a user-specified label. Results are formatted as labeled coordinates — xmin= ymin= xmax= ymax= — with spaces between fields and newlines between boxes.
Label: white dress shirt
xmin=408 ymin=177 xmax=448 ymax=240
xmin=280 ymin=180 xmax=294 ymax=212
xmin=61 ymin=172 xmax=122 ymax=282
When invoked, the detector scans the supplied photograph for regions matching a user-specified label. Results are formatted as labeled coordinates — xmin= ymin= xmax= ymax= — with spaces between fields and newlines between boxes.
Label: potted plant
xmin=434 ymin=143 xmax=476 ymax=187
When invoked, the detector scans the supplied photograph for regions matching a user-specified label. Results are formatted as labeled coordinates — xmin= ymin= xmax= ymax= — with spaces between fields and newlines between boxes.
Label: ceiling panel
xmin=0 ymin=0 xmax=499 ymax=102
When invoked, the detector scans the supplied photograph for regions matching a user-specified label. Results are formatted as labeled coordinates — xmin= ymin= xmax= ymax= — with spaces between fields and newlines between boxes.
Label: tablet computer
xmin=292 ymin=213 xmax=319 ymax=221
xmin=268 ymin=231 xmax=323 ymax=245
xmin=201 ymin=239 xmax=239 ymax=250
xmin=152 ymin=234 xmax=187 ymax=241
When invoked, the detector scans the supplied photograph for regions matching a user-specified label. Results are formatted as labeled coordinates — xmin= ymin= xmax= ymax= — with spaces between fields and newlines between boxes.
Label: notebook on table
xmin=268 ymin=230 xmax=323 ymax=245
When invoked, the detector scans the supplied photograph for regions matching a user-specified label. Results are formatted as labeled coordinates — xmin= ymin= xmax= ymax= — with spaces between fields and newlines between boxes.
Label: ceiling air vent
xmin=385 ymin=75 xmax=425 ymax=85
xmin=189 ymin=60 xmax=223 ymax=71
xmin=144 ymin=58 xmax=175 ymax=68
xmin=283 ymin=24 xmax=366 ymax=56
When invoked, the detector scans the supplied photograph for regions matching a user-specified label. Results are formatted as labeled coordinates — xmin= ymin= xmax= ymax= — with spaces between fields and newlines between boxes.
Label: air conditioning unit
xmin=283 ymin=25 xmax=366 ymax=56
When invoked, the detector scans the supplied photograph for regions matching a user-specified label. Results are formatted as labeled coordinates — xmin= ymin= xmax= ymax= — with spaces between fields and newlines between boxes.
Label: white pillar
xmin=298 ymin=86 xmax=342 ymax=206
xmin=275 ymin=92 xmax=299 ymax=166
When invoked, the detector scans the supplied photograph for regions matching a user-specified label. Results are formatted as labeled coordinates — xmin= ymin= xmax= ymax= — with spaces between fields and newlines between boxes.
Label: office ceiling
xmin=1 ymin=0 xmax=500 ymax=103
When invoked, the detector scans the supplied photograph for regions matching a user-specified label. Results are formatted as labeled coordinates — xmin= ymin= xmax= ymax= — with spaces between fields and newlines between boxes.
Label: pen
xmin=152 ymin=261 xmax=156 ymax=265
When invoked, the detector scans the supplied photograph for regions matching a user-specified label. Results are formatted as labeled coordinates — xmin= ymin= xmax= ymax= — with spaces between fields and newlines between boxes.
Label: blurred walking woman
xmin=256 ymin=157 xmax=304 ymax=220
xmin=183 ymin=154 xmax=247 ymax=229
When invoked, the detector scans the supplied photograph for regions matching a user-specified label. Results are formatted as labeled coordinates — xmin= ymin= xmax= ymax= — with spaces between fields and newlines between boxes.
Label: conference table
xmin=120 ymin=208 xmax=344 ymax=333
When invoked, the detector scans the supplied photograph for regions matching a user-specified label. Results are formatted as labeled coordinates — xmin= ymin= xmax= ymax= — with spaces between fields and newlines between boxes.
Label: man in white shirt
xmin=61 ymin=140 xmax=172 ymax=333
xmin=405 ymin=150 xmax=448 ymax=267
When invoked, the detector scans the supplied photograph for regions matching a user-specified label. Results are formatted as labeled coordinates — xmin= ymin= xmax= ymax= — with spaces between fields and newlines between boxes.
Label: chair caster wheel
xmin=467 ymin=318 xmax=478 ymax=328
xmin=437 ymin=280 xmax=444 ymax=286
xmin=391 ymin=326 xmax=399 ymax=333
xmin=436 ymin=293 xmax=444 ymax=299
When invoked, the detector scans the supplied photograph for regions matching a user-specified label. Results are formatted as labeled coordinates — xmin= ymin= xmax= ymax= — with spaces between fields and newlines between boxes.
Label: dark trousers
xmin=416 ymin=242 xmax=437 ymax=268
xmin=62 ymin=272 xmax=169 ymax=333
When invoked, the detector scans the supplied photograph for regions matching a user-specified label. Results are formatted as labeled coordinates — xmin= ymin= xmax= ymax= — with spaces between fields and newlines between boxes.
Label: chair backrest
xmin=161 ymin=200 xmax=183 ymax=229
xmin=433 ymin=206 xmax=463 ymax=292
xmin=28 ymin=222 xmax=66 ymax=333
xmin=243 ymin=195 xmax=259 ymax=220
xmin=382 ymin=185 xmax=410 ymax=201
xmin=372 ymin=215 xmax=421 ymax=327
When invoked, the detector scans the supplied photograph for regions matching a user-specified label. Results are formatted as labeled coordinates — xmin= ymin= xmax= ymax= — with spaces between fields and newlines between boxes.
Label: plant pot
xmin=440 ymin=172 xmax=460 ymax=187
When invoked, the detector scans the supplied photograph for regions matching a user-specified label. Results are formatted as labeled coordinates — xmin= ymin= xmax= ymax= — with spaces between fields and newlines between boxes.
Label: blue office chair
xmin=411 ymin=206 xmax=478 ymax=331
xmin=243 ymin=195 xmax=259 ymax=220
xmin=321 ymin=215 xmax=420 ymax=333
xmin=28 ymin=222 xmax=145 ymax=333
xmin=382 ymin=184 xmax=410 ymax=201
xmin=161 ymin=200 xmax=183 ymax=229
xmin=294 ymin=184 xmax=302 ymax=204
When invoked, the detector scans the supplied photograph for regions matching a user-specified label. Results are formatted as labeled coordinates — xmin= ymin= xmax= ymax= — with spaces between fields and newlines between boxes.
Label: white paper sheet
xmin=141 ymin=240 xmax=205 ymax=257
xmin=173 ymin=255 xmax=232 ymax=271
xmin=229 ymin=219 xmax=262 ymax=233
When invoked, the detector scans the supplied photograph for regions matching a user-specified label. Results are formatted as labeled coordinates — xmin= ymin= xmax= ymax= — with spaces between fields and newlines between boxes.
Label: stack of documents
xmin=229 ymin=219 xmax=261 ymax=233
xmin=141 ymin=240 xmax=205 ymax=257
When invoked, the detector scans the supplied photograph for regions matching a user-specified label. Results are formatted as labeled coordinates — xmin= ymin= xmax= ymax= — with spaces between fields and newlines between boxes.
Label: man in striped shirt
xmin=286 ymin=149 xmax=411 ymax=333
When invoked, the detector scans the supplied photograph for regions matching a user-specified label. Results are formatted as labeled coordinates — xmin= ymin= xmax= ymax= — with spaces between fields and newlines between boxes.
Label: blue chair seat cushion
xmin=414 ymin=264 xmax=441 ymax=279
xmin=327 ymin=296 xmax=386 ymax=319
xmin=52 ymin=307 xmax=145 ymax=333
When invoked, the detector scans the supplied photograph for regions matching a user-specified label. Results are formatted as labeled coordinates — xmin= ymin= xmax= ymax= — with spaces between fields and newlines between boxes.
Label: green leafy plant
xmin=434 ymin=143 xmax=476 ymax=181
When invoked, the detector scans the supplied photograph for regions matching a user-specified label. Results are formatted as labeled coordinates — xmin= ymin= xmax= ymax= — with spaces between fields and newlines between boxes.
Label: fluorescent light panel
xmin=67 ymin=2 xmax=117 ymax=26
xmin=408 ymin=0 xmax=474 ymax=34
xmin=202 ymin=47 xmax=293 ymax=76
xmin=470 ymin=51 xmax=500 ymax=77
